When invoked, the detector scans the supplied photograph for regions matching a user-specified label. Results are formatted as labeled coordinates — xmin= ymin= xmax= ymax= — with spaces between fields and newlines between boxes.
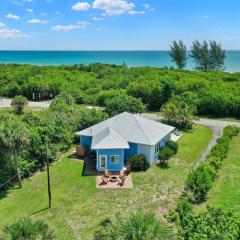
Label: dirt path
xmin=0 ymin=98 xmax=50 ymax=109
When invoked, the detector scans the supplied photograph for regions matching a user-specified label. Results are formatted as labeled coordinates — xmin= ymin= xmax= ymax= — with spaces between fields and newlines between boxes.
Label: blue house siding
xmin=160 ymin=133 xmax=171 ymax=148
xmin=80 ymin=135 xmax=95 ymax=153
xmin=124 ymin=143 xmax=138 ymax=161
xmin=97 ymin=149 xmax=124 ymax=171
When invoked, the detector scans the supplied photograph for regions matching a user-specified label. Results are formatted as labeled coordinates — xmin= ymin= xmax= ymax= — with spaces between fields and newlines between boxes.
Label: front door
xmin=99 ymin=155 xmax=107 ymax=170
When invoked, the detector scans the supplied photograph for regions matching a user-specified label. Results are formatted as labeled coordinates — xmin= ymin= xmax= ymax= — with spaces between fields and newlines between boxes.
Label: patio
xmin=96 ymin=172 xmax=133 ymax=189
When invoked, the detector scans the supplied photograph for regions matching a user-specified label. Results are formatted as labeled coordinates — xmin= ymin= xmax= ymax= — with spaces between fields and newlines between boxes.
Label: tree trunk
xmin=14 ymin=154 xmax=22 ymax=188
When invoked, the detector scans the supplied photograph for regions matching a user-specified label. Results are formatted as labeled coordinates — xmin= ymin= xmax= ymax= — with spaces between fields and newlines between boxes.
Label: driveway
xmin=142 ymin=113 xmax=240 ymax=164
xmin=0 ymin=98 xmax=50 ymax=109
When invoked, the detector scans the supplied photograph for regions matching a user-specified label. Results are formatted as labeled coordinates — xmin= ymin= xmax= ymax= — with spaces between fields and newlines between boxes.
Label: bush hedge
xmin=170 ymin=205 xmax=240 ymax=240
xmin=185 ymin=125 xmax=239 ymax=204
xmin=127 ymin=154 xmax=149 ymax=171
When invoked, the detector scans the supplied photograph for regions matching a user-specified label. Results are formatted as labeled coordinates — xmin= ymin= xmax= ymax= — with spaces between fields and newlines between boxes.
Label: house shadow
xmin=67 ymin=153 xmax=97 ymax=176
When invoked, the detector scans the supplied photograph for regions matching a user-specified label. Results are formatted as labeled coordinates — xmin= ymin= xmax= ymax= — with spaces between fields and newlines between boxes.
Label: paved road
xmin=142 ymin=113 xmax=240 ymax=164
xmin=0 ymin=98 xmax=50 ymax=109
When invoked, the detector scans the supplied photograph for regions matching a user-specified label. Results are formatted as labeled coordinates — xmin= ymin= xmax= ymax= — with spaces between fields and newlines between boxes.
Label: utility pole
xmin=46 ymin=146 xmax=52 ymax=208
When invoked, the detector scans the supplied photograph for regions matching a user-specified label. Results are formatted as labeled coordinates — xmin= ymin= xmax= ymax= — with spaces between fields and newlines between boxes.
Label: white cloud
xmin=24 ymin=0 xmax=33 ymax=2
xmin=72 ymin=2 xmax=91 ymax=11
xmin=0 ymin=22 xmax=6 ymax=28
xmin=26 ymin=8 xmax=33 ymax=13
xmin=6 ymin=13 xmax=20 ymax=20
xmin=142 ymin=3 xmax=155 ymax=11
xmin=0 ymin=28 xmax=26 ymax=39
xmin=128 ymin=10 xmax=144 ymax=15
xmin=51 ymin=21 xmax=89 ymax=32
xmin=92 ymin=0 xmax=135 ymax=16
xmin=92 ymin=16 xmax=103 ymax=21
xmin=142 ymin=4 xmax=150 ymax=9
xmin=27 ymin=18 xmax=49 ymax=24
xmin=13 ymin=1 xmax=22 ymax=5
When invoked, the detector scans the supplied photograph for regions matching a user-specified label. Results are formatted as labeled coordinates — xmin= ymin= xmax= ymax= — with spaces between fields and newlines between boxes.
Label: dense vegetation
xmin=0 ymin=104 xmax=108 ymax=188
xmin=1 ymin=64 xmax=240 ymax=117
xmin=170 ymin=201 xmax=240 ymax=240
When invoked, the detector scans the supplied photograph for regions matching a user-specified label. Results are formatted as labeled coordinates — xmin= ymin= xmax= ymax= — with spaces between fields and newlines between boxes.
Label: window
xmin=155 ymin=142 xmax=160 ymax=154
xmin=100 ymin=155 xmax=107 ymax=168
xmin=110 ymin=155 xmax=119 ymax=164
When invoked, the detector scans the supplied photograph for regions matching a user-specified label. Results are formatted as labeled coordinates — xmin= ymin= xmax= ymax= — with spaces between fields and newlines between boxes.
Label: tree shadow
xmin=0 ymin=184 xmax=21 ymax=200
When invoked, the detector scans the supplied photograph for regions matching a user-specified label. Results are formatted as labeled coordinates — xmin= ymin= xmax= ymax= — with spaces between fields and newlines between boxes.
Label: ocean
xmin=0 ymin=50 xmax=239 ymax=72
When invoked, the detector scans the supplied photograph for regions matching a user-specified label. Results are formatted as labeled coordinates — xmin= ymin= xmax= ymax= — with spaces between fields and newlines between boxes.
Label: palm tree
xmin=3 ymin=217 xmax=54 ymax=240
xmin=105 ymin=211 xmax=175 ymax=240
xmin=11 ymin=95 xmax=29 ymax=115
xmin=0 ymin=120 xmax=30 ymax=188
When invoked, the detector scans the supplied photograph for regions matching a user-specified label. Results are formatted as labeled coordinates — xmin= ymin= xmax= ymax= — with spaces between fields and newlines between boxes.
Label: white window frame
xmin=99 ymin=155 xmax=107 ymax=169
xmin=110 ymin=155 xmax=119 ymax=164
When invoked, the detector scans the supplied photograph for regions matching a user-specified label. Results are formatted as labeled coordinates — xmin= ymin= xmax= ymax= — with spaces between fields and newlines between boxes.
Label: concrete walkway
xmin=141 ymin=113 xmax=240 ymax=164
xmin=194 ymin=118 xmax=240 ymax=166
xmin=0 ymin=98 xmax=51 ymax=109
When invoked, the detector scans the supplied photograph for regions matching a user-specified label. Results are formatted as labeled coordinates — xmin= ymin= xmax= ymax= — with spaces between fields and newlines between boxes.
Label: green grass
xmin=195 ymin=134 xmax=240 ymax=214
xmin=0 ymin=125 xmax=212 ymax=239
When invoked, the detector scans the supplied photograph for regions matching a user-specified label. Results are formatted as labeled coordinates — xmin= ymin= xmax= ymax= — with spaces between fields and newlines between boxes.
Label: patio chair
xmin=105 ymin=169 xmax=110 ymax=178
xmin=117 ymin=176 xmax=126 ymax=187
xmin=124 ymin=165 xmax=131 ymax=175
xmin=99 ymin=176 xmax=109 ymax=185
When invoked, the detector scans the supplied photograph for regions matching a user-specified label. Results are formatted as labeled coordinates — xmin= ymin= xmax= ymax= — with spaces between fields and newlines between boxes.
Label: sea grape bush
xmin=185 ymin=125 xmax=239 ymax=203
xmin=127 ymin=154 xmax=149 ymax=171
xmin=1 ymin=64 xmax=240 ymax=117
xmin=170 ymin=204 xmax=240 ymax=240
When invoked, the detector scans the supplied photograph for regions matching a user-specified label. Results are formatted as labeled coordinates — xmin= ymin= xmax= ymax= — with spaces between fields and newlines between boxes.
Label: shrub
xmin=224 ymin=125 xmax=239 ymax=138
xmin=102 ymin=211 xmax=175 ymax=240
xmin=3 ymin=217 xmax=54 ymax=240
xmin=167 ymin=140 xmax=179 ymax=154
xmin=169 ymin=198 xmax=192 ymax=224
xmin=127 ymin=154 xmax=149 ymax=171
xmin=11 ymin=95 xmax=28 ymax=114
xmin=185 ymin=164 xmax=216 ymax=203
xmin=104 ymin=94 xmax=146 ymax=116
xmin=159 ymin=146 xmax=175 ymax=168
xmin=206 ymin=156 xmax=222 ymax=170
xmin=171 ymin=207 xmax=240 ymax=240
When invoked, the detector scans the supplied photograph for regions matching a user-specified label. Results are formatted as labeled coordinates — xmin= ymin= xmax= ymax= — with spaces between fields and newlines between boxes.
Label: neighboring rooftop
xmin=77 ymin=112 xmax=175 ymax=146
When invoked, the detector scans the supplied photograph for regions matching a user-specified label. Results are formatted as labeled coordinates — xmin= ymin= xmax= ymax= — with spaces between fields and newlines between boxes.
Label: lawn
xmin=0 ymin=125 xmax=212 ymax=240
xmin=195 ymin=134 xmax=240 ymax=214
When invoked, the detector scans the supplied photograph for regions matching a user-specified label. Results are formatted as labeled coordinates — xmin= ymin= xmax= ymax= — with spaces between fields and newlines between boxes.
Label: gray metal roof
xmin=91 ymin=127 xmax=129 ymax=150
xmin=76 ymin=112 xmax=175 ymax=147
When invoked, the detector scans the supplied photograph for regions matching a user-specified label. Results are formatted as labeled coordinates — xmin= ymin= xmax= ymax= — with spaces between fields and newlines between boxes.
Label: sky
xmin=0 ymin=0 xmax=239 ymax=50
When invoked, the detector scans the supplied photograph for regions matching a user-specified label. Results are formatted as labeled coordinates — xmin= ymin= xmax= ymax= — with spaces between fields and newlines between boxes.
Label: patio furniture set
xmin=99 ymin=166 xmax=131 ymax=187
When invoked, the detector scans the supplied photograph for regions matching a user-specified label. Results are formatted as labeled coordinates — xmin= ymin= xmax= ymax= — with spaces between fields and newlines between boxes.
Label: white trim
xmin=99 ymin=155 xmax=107 ymax=170
xmin=110 ymin=155 xmax=119 ymax=164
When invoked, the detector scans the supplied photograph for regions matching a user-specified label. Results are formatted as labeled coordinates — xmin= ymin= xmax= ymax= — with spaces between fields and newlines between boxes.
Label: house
xmin=76 ymin=112 xmax=175 ymax=172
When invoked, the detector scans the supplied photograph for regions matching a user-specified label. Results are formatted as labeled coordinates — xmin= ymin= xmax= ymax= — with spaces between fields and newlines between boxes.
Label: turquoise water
xmin=0 ymin=51 xmax=239 ymax=72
